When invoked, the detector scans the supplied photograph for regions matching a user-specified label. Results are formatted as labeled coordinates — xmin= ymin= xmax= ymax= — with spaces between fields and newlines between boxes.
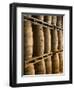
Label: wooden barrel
xmin=32 ymin=15 xmax=46 ymax=74
xmin=59 ymin=52 xmax=63 ymax=72
xmin=44 ymin=16 xmax=52 ymax=74
xmin=52 ymin=16 xmax=57 ymax=26
xmin=24 ymin=16 xmax=35 ymax=75
xmin=57 ymin=16 xmax=63 ymax=50
xmin=51 ymin=16 xmax=58 ymax=51
xmin=51 ymin=16 xmax=59 ymax=73
xmin=25 ymin=63 xmax=35 ymax=75
xmin=57 ymin=16 xmax=63 ymax=73
xmin=45 ymin=56 xmax=52 ymax=74
xmin=52 ymin=53 xmax=59 ymax=73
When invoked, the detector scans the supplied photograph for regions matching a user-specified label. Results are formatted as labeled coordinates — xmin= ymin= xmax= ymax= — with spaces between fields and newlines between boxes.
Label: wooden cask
xmin=57 ymin=16 xmax=63 ymax=73
xmin=51 ymin=16 xmax=58 ymax=51
xmin=59 ymin=52 xmax=63 ymax=73
xmin=25 ymin=63 xmax=35 ymax=75
xmin=44 ymin=16 xmax=52 ymax=74
xmin=33 ymin=15 xmax=46 ymax=74
xmin=51 ymin=16 xmax=59 ymax=73
xmin=24 ymin=16 xmax=35 ymax=75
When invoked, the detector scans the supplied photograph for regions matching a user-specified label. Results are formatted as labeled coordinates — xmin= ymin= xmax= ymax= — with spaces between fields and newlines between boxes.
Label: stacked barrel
xmin=33 ymin=16 xmax=46 ymax=74
xmin=44 ymin=16 xmax=52 ymax=74
xmin=57 ymin=16 xmax=63 ymax=73
xmin=24 ymin=15 xmax=35 ymax=75
xmin=24 ymin=15 xmax=63 ymax=75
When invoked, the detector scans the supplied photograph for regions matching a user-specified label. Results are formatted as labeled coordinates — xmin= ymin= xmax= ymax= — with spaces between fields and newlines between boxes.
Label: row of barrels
xmin=24 ymin=15 xmax=63 ymax=75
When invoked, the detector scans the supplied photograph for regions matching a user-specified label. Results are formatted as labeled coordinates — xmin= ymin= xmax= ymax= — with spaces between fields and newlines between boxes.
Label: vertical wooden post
xmin=33 ymin=15 xmax=46 ymax=74
xmin=44 ymin=16 xmax=52 ymax=74
xmin=57 ymin=16 xmax=63 ymax=73
xmin=24 ymin=16 xmax=35 ymax=75
xmin=51 ymin=16 xmax=59 ymax=73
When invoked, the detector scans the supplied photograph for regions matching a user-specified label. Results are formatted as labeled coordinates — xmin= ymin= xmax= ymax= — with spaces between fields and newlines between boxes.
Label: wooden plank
xmin=25 ymin=50 xmax=63 ymax=64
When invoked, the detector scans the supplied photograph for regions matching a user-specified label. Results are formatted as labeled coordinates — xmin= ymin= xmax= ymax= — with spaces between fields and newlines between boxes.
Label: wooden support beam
xmin=24 ymin=16 xmax=63 ymax=31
